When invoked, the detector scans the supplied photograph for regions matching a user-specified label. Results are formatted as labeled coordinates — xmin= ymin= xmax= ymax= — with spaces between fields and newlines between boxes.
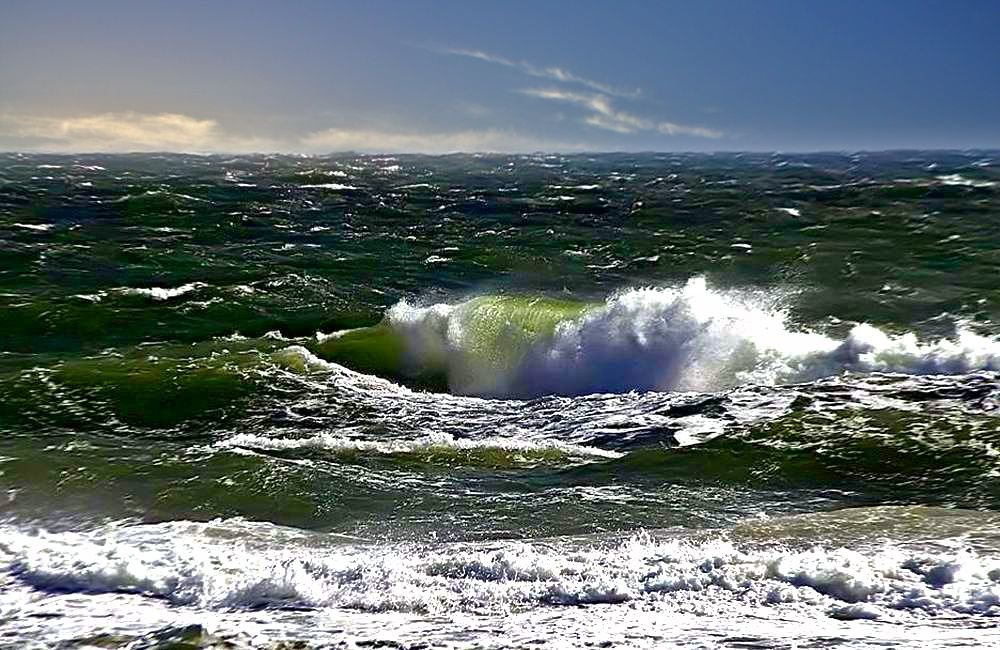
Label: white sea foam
xmin=300 ymin=183 xmax=358 ymax=190
xmin=936 ymin=174 xmax=997 ymax=188
xmin=218 ymin=431 xmax=621 ymax=460
xmin=111 ymin=190 xmax=209 ymax=203
xmin=272 ymin=345 xmax=421 ymax=397
xmin=548 ymin=184 xmax=602 ymax=191
xmin=1 ymin=522 xmax=997 ymax=620
xmin=385 ymin=278 xmax=1000 ymax=397
xmin=296 ymin=169 xmax=348 ymax=178
xmin=122 ymin=282 xmax=206 ymax=301
xmin=13 ymin=223 xmax=54 ymax=231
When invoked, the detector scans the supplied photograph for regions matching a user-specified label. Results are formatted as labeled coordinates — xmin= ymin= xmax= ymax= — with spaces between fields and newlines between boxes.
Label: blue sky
xmin=1 ymin=0 xmax=997 ymax=153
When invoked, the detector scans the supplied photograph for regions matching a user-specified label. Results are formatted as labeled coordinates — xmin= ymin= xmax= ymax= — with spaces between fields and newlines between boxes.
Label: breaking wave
xmin=219 ymin=431 xmax=621 ymax=465
xmin=2 ymin=518 xmax=998 ymax=620
xmin=314 ymin=278 xmax=1000 ymax=398
xmin=121 ymin=282 xmax=207 ymax=301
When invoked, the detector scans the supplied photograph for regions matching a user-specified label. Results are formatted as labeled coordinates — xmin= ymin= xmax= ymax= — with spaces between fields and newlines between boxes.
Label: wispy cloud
xmin=521 ymin=88 xmax=723 ymax=139
xmin=435 ymin=46 xmax=722 ymax=140
xmin=0 ymin=112 xmax=279 ymax=152
xmin=300 ymin=127 xmax=584 ymax=154
xmin=439 ymin=47 xmax=640 ymax=98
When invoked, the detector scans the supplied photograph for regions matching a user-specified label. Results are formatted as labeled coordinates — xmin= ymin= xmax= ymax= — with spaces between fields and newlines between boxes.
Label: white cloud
xmin=442 ymin=48 xmax=517 ymax=68
xmin=0 ymin=112 xmax=279 ymax=153
xmin=300 ymin=127 xmax=584 ymax=154
xmin=440 ymin=47 xmax=640 ymax=98
xmin=521 ymin=88 xmax=722 ymax=139
xmin=0 ymin=111 xmax=589 ymax=154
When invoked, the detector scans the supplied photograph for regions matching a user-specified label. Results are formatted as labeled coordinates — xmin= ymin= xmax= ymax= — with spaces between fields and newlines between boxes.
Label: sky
xmin=0 ymin=0 xmax=998 ymax=154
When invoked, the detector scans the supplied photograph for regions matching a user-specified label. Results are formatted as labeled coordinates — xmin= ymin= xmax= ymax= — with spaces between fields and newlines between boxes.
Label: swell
xmin=0 ymin=339 xmax=281 ymax=430
xmin=4 ymin=341 xmax=998 ymax=522
xmin=568 ymin=418 xmax=1000 ymax=509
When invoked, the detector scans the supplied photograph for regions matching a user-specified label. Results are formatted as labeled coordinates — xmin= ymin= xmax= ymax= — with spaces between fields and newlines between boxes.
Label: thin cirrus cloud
xmin=521 ymin=88 xmax=723 ymax=139
xmin=437 ymin=46 xmax=722 ymax=139
xmin=438 ymin=47 xmax=641 ymax=99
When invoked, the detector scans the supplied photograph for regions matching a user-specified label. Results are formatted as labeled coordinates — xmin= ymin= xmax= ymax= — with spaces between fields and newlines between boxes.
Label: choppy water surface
xmin=1 ymin=151 xmax=999 ymax=648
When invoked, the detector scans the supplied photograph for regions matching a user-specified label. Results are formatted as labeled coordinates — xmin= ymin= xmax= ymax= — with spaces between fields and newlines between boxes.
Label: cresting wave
xmin=315 ymin=278 xmax=1000 ymax=398
xmin=219 ymin=431 xmax=622 ymax=464
xmin=1 ymin=518 xmax=998 ymax=621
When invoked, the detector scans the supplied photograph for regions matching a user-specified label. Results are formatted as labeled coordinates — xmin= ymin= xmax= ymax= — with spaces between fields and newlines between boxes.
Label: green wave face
xmin=310 ymin=324 xmax=414 ymax=383
xmin=311 ymin=295 xmax=593 ymax=392
xmin=0 ymin=340 xmax=280 ymax=431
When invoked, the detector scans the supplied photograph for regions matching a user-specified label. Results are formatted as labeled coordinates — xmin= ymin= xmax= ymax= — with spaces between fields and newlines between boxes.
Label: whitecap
xmin=936 ymin=174 xmax=997 ymax=188
xmin=300 ymin=183 xmax=358 ymax=190
xmin=13 ymin=223 xmax=54 ymax=232
xmin=121 ymin=282 xmax=206 ymax=301
xmin=218 ymin=431 xmax=621 ymax=460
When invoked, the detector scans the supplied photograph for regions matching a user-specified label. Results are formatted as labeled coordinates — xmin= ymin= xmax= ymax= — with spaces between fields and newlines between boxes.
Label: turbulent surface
xmin=1 ymin=151 xmax=999 ymax=648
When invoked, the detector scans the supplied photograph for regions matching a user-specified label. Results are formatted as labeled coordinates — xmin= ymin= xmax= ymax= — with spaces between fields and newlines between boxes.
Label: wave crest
xmin=353 ymin=278 xmax=1000 ymax=397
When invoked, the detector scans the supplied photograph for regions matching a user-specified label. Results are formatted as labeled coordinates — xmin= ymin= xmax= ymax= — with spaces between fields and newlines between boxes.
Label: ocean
xmin=0 ymin=150 xmax=998 ymax=648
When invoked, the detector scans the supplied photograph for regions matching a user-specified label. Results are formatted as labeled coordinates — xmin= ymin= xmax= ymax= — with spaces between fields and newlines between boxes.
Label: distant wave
xmin=122 ymin=282 xmax=207 ymax=301
xmin=315 ymin=278 xmax=1000 ymax=397
xmin=299 ymin=183 xmax=358 ymax=190
xmin=13 ymin=222 xmax=54 ymax=232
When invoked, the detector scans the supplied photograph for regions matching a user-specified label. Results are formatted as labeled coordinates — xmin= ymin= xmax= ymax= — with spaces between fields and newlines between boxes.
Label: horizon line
xmin=2 ymin=147 xmax=998 ymax=157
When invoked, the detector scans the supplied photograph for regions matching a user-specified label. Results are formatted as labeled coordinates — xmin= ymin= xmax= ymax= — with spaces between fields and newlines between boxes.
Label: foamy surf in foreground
xmin=365 ymin=278 xmax=1000 ymax=397
xmin=1 ymin=513 xmax=998 ymax=648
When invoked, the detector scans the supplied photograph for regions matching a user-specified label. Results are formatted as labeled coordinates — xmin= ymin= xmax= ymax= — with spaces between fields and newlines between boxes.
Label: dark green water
xmin=0 ymin=151 xmax=998 ymax=648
